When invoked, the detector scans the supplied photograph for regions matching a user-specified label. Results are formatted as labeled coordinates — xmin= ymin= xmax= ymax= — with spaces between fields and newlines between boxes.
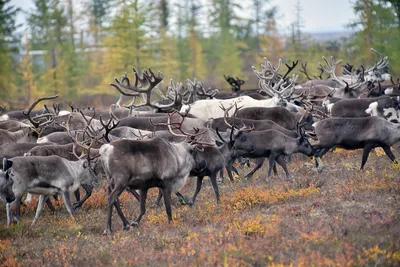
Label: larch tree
xmin=207 ymin=0 xmax=243 ymax=87
xmin=0 ymin=0 xmax=20 ymax=105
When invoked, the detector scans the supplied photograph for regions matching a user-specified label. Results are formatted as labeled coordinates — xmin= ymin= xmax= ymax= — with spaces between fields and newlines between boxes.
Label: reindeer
xmin=235 ymin=106 xmax=314 ymax=130
xmin=3 ymin=139 xmax=99 ymax=226
xmin=365 ymin=96 xmax=400 ymax=123
xmin=311 ymin=116 xmax=400 ymax=169
xmin=330 ymin=95 xmax=390 ymax=117
xmin=99 ymin=111 xmax=212 ymax=235
xmin=180 ymin=58 xmax=300 ymax=120
xmin=231 ymin=118 xmax=314 ymax=179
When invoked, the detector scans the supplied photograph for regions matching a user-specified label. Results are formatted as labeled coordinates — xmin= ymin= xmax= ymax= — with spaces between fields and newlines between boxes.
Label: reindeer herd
xmin=1 ymin=48 xmax=400 ymax=235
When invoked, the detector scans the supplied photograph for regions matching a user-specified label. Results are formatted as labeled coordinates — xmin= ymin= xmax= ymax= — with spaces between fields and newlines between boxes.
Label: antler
xmin=319 ymin=56 xmax=362 ymax=89
xmin=219 ymin=103 xmax=254 ymax=134
xmin=164 ymin=112 xmax=215 ymax=146
xmin=100 ymin=115 xmax=120 ymax=143
xmin=282 ymin=60 xmax=299 ymax=80
xmin=300 ymin=62 xmax=313 ymax=80
xmin=23 ymin=95 xmax=59 ymax=128
xmin=365 ymin=48 xmax=389 ymax=72
xmin=110 ymin=67 xmax=181 ymax=111
xmin=65 ymin=115 xmax=97 ymax=160
xmin=224 ymin=75 xmax=245 ymax=92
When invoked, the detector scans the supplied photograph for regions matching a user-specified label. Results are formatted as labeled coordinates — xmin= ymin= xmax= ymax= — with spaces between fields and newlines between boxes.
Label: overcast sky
xmin=11 ymin=0 xmax=356 ymax=34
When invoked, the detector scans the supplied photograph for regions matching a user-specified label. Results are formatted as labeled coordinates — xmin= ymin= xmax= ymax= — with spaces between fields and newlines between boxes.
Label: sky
xmin=11 ymin=0 xmax=356 ymax=34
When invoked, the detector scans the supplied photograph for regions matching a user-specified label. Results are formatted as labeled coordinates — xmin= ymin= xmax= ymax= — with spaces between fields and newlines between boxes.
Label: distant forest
xmin=1 ymin=0 xmax=400 ymax=108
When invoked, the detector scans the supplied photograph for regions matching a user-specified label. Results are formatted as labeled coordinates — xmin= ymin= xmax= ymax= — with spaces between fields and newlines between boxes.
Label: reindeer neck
xmin=218 ymin=143 xmax=231 ymax=161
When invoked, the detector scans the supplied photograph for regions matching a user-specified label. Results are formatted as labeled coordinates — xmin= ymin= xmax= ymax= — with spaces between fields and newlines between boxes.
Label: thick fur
xmin=100 ymin=137 xmax=206 ymax=234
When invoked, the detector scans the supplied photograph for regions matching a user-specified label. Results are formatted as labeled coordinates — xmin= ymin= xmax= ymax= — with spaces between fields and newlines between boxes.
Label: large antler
xmin=110 ymin=67 xmax=181 ymax=111
xmin=365 ymin=48 xmax=389 ymax=72
xmin=219 ymin=103 xmax=254 ymax=133
xmin=319 ymin=56 xmax=362 ymax=89
xmin=23 ymin=95 xmax=59 ymax=128
xmin=300 ymin=62 xmax=313 ymax=80
xmin=100 ymin=115 xmax=120 ymax=143
xmin=65 ymin=114 xmax=99 ymax=162
xmin=165 ymin=112 xmax=215 ymax=146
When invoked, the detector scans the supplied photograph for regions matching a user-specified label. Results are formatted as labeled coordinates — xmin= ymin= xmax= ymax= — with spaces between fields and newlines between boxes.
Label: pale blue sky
xmin=11 ymin=0 xmax=356 ymax=34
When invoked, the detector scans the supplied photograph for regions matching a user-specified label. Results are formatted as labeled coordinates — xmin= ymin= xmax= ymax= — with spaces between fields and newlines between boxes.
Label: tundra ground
xmin=0 ymin=148 xmax=399 ymax=266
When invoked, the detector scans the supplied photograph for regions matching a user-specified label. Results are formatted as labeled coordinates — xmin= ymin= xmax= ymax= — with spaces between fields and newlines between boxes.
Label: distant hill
xmin=306 ymin=31 xmax=354 ymax=43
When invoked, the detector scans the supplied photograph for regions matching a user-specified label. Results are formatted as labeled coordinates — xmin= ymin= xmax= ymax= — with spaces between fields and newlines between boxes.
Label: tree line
xmin=1 ymin=0 xmax=400 ymax=108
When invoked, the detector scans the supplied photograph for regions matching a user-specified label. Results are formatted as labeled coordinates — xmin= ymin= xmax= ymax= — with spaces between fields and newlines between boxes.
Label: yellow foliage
xmin=374 ymin=148 xmax=386 ymax=157
xmin=357 ymin=245 xmax=400 ymax=265
xmin=223 ymin=185 xmax=320 ymax=212
xmin=236 ymin=215 xmax=280 ymax=237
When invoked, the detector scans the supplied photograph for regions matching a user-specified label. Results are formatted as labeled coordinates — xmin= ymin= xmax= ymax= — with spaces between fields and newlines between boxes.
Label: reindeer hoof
xmin=187 ymin=201 xmax=194 ymax=207
xmin=123 ymin=224 xmax=130 ymax=231
xmin=151 ymin=203 xmax=161 ymax=209
xmin=103 ymin=229 xmax=113 ymax=235
xmin=130 ymin=221 xmax=139 ymax=227
xmin=73 ymin=203 xmax=81 ymax=209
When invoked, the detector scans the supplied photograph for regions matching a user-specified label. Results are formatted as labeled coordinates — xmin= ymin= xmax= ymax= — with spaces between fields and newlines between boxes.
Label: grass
xmin=0 ymin=148 xmax=400 ymax=266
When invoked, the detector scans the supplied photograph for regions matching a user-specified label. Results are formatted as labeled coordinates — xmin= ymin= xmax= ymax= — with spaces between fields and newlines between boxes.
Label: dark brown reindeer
xmin=231 ymin=111 xmax=314 ymax=179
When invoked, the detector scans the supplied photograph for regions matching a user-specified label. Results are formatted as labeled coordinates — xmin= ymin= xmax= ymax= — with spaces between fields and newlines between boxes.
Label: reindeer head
xmin=0 ymin=169 xmax=15 ymax=204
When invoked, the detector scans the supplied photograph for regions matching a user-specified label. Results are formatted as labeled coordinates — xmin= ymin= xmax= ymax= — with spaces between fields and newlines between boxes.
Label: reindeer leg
xmin=268 ymin=154 xmax=278 ymax=177
xmin=314 ymin=148 xmax=330 ymax=170
xmin=74 ymin=189 xmax=81 ymax=202
xmin=131 ymin=188 xmax=148 ymax=227
xmin=245 ymin=158 xmax=265 ymax=179
xmin=361 ymin=144 xmax=375 ymax=170
xmin=32 ymin=195 xmax=46 ymax=226
xmin=231 ymin=166 xmax=239 ymax=175
xmin=276 ymin=156 xmax=290 ymax=179
xmin=73 ymin=184 xmax=93 ymax=209
xmin=61 ymin=191 xmax=75 ymax=218
xmin=382 ymin=145 xmax=396 ymax=162
xmin=218 ymin=169 xmax=225 ymax=183
xmin=162 ymin=187 xmax=173 ymax=223
xmin=209 ymin=173 xmax=220 ymax=204
xmin=126 ymin=188 xmax=140 ymax=202
xmin=6 ymin=203 xmax=13 ymax=227
xmin=175 ymin=192 xmax=186 ymax=205
xmin=104 ymin=181 xmax=125 ymax=235
xmin=113 ymin=198 xmax=130 ymax=230
xmin=152 ymin=188 xmax=163 ymax=207
xmin=188 ymin=176 xmax=204 ymax=206
xmin=226 ymin=158 xmax=236 ymax=183
xmin=45 ymin=196 xmax=56 ymax=211
xmin=12 ymin=197 xmax=21 ymax=222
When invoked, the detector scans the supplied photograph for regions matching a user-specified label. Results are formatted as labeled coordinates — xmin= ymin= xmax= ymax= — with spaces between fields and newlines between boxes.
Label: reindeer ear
xmin=3 ymin=159 xmax=13 ymax=171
